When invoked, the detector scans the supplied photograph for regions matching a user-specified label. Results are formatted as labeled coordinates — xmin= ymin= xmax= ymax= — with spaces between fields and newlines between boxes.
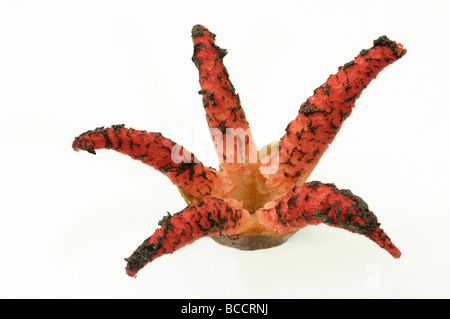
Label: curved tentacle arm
xmin=261 ymin=36 xmax=407 ymax=196
xmin=72 ymin=125 xmax=235 ymax=200
xmin=125 ymin=197 xmax=257 ymax=277
xmin=255 ymin=181 xmax=401 ymax=258
xmin=191 ymin=25 xmax=258 ymax=171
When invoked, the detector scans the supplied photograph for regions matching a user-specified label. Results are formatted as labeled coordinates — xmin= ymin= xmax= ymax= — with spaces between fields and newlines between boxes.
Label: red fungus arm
xmin=261 ymin=36 xmax=407 ymax=196
xmin=192 ymin=25 xmax=258 ymax=171
xmin=255 ymin=181 xmax=401 ymax=258
xmin=125 ymin=197 xmax=257 ymax=277
xmin=72 ymin=125 xmax=235 ymax=200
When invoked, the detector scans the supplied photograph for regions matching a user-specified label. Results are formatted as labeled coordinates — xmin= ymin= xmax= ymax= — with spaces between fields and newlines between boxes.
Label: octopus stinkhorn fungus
xmin=72 ymin=25 xmax=406 ymax=277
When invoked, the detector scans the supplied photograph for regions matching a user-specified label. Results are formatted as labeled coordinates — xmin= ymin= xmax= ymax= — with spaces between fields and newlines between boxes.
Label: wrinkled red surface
xmin=72 ymin=125 xmax=235 ymax=199
xmin=262 ymin=37 xmax=407 ymax=195
xmin=192 ymin=25 xmax=258 ymax=167
xmin=256 ymin=181 xmax=401 ymax=258
xmin=125 ymin=198 xmax=251 ymax=277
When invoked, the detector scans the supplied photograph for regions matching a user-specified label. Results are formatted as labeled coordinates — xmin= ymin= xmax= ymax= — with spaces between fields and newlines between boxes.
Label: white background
xmin=1 ymin=0 xmax=449 ymax=298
